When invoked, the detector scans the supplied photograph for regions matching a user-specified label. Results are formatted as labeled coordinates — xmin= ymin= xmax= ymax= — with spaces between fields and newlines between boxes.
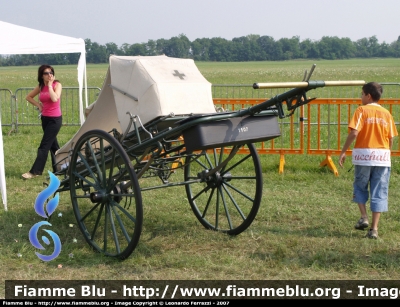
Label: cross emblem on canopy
xmin=173 ymin=70 xmax=186 ymax=80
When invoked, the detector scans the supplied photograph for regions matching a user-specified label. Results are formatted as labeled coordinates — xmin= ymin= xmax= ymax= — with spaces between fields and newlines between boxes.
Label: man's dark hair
xmin=362 ymin=82 xmax=383 ymax=102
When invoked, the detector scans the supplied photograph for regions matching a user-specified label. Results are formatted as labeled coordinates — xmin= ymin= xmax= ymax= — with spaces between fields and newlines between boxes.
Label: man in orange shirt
xmin=339 ymin=82 xmax=398 ymax=239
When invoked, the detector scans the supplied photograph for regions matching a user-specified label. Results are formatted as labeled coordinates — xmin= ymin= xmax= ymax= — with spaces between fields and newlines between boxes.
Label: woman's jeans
xmin=30 ymin=115 xmax=62 ymax=175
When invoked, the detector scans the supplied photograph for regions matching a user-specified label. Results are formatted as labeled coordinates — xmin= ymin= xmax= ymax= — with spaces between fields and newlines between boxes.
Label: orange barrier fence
xmin=213 ymin=98 xmax=400 ymax=176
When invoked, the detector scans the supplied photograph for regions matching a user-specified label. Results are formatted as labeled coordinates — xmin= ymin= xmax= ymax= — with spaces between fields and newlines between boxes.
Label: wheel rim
xmin=184 ymin=143 xmax=262 ymax=235
xmin=69 ymin=129 xmax=143 ymax=259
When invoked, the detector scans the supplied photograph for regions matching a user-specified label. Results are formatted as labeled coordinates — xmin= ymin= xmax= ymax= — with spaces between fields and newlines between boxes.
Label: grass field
xmin=1 ymin=59 xmax=400 ymax=298
xmin=2 ymin=58 xmax=400 ymax=91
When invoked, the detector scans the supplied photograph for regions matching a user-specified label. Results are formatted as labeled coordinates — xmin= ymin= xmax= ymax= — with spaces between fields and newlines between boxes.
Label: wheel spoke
xmin=106 ymin=168 xmax=128 ymax=193
xmin=87 ymin=138 xmax=104 ymax=184
xmin=224 ymin=181 xmax=255 ymax=202
xmin=100 ymin=138 xmax=106 ymax=186
xmin=200 ymin=187 xmax=215 ymax=218
xmin=218 ymin=186 xmax=234 ymax=230
xmin=71 ymin=169 xmax=98 ymax=189
xmin=222 ymin=184 xmax=246 ymax=220
xmin=110 ymin=204 xmax=132 ymax=243
xmin=79 ymin=201 xmax=102 ymax=222
xmin=113 ymin=202 xmax=139 ymax=224
xmin=106 ymin=204 xmax=121 ymax=254
xmin=76 ymin=151 xmax=101 ymax=189
xmin=222 ymin=153 xmax=252 ymax=175
xmin=107 ymin=147 xmax=116 ymax=188
xmin=90 ymin=202 xmax=105 ymax=241
xmin=214 ymin=187 xmax=220 ymax=228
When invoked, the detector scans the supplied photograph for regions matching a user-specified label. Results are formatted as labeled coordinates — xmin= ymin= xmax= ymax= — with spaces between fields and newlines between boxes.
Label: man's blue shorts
xmin=352 ymin=165 xmax=391 ymax=212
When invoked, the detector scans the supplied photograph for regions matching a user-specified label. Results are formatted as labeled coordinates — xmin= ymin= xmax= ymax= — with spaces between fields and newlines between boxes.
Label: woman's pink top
xmin=39 ymin=82 xmax=62 ymax=117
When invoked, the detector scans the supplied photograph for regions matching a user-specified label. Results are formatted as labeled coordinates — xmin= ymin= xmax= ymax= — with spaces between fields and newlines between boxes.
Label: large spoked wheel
xmin=69 ymin=129 xmax=143 ymax=260
xmin=184 ymin=143 xmax=262 ymax=235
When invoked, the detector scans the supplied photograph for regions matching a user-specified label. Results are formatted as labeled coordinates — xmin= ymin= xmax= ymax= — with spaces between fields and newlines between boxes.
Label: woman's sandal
xmin=21 ymin=172 xmax=39 ymax=179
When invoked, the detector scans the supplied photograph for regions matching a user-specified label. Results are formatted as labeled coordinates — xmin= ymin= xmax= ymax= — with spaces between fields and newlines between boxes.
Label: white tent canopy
xmin=0 ymin=20 xmax=88 ymax=210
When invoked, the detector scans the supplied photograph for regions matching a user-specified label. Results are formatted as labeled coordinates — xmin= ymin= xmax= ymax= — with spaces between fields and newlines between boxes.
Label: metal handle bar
xmin=253 ymin=80 xmax=365 ymax=89
xmin=245 ymin=80 xmax=366 ymax=118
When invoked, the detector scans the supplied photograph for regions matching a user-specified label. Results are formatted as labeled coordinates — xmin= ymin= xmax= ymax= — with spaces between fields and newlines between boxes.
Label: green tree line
xmin=1 ymin=34 xmax=400 ymax=66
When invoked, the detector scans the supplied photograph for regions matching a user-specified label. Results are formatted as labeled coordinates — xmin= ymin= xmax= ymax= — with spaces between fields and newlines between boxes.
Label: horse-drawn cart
xmin=52 ymin=55 xmax=364 ymax=259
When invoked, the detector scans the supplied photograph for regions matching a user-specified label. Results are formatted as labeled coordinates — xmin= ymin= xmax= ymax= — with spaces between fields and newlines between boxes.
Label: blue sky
xmin=1 ymin=0 xmax=399 ymax=46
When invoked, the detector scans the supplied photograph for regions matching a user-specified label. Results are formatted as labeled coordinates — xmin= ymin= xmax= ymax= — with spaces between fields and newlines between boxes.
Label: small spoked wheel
xmin=69 ymin=129 xmax=143 ymax=259
xmin=184 ymin=143 xmax=262 ymax=235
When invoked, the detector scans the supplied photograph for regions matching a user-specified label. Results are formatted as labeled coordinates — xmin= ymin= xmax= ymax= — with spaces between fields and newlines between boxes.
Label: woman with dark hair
xmin=22 ymin=64 xmax=63 ymax=179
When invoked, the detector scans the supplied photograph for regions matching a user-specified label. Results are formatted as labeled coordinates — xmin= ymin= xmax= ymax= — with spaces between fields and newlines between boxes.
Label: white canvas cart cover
xmin=56 ymin=55 xmax=216 ymax=169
